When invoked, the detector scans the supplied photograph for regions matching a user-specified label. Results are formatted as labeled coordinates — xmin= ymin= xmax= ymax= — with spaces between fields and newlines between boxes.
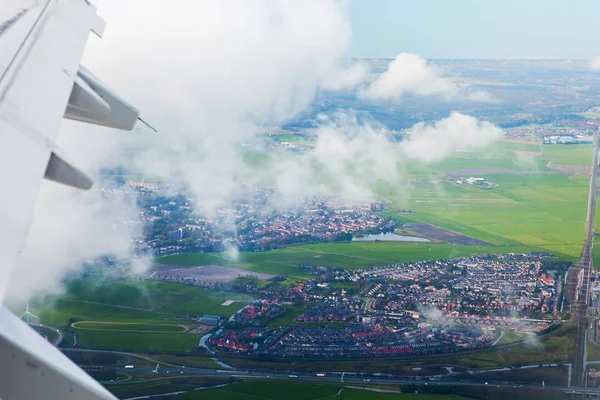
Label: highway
xmin=572 ymin=128 xmax=600 ymax=387
xmin=114 ymin=365 xmax=600 ymax=396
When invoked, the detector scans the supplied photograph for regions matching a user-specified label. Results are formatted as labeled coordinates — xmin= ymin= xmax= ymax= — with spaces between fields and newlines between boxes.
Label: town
xmin=97 ymin=179 xmax=396 ymax=259
xmin=200 ymin=254 xmax=565 ymax=358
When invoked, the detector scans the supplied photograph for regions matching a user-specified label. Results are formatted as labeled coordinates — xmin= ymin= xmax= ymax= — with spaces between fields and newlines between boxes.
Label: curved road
xmin=29 ymin=322 xmax=63 ymax=346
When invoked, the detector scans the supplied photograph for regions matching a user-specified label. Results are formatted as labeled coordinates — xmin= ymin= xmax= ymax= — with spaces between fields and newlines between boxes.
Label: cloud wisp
xmin=401 ymin=112 xmax=504 ymax=163
xmin=9 ymin=125 xmax=145 ymax=303
xmin=262 ymin=110 xmax=503 ymax=203
xmin=359 ymin=53 xmax=490 ymax=102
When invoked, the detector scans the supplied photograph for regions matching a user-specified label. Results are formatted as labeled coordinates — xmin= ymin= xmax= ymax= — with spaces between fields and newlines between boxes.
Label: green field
xmin=160 ymin=241 xmax=575 ymax=281
xmin=587 ymin=346 xmax=600 ymax=362
xmin=162 ymin=242 xmax=513 ymax=273
xmin=74 ymin=330 xmax=201 ymax=352
xmin=108 ymin=377 xmax=231 ymax=399
xmin=576 ymin=111 xmax=600 ymax=119
xmin=41 ymin=277 xmax=257 ymax=319
xmin=381 ymin=175 xmax=588 ymax=258
xmin=594 ymin=200 xmax=600 ymax=265
xmin=71 ymin=321 xmax=187 ymax=333
xmin=267 ymin=303 xmax=313 ymax=328
xmin=108 ymin=378 xmax=567 ymax=400
xmin=495 ymin=328 xmax=529 ymax=345
xmin=180 ymin=381 xmax=469 ymax=400
xmin=26 ymin=277 xmax=257 ymax=352
xmin=145 ymin=353 xmax=221 ymax=368
xmin=384 ymin=143 xmax=591 ymax=260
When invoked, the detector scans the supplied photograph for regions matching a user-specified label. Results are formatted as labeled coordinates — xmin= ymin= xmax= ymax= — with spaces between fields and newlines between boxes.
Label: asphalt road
xmin=114 ymin=366 xmax=600 ymax=395
xmin=29 ymin=322 xmax=63 ymax=346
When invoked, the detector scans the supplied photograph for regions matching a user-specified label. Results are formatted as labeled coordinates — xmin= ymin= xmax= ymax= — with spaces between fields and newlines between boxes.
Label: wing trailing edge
xmin=44 ymin=151 xmax=93 ymax=190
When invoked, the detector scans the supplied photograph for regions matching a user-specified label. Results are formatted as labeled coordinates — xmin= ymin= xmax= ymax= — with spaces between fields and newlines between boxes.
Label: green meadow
xmin=161 ymin=241 xmax=565 ymax=279
xmin=30 ymin=277 xmax=256 ymax=352
xmin=381 ymin=141 xmax=592 ymax=259
xmin=55 ymin=277 xmax=256 ymax=317
xmin=109 ymin=379 xmax=482 ymax=400
xmin=71 ymin=321 xmax=187 ymax=333
xmin=180 ymin=381 xmax=470 ymax=400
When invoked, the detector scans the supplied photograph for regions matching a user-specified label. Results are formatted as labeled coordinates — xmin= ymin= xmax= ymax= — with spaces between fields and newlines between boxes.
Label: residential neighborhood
xmin=204 ymin=254 xmax=564 ymax=359
xmin=101 ymin=181 xmax=396 ymax=257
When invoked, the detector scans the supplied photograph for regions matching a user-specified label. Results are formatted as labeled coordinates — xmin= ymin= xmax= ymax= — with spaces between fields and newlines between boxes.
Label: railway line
xmin=571 ymin=129 xmax=600 ymax=388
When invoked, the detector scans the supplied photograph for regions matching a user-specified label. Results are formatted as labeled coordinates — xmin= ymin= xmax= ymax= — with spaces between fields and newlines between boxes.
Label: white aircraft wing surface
xmin=0 ymin=1 xmax=140 ymax=399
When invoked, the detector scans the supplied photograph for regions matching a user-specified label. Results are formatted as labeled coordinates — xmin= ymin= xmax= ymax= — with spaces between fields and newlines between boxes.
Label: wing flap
xmin=44 ymin=151 xmax=94 ymax=190
xmin=66 ymin=74 xmax=112 ymax=117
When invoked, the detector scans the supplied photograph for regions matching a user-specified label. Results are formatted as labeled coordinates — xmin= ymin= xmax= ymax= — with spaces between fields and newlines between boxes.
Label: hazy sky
xmin=349 ymin=0 xmax=600 ymax=59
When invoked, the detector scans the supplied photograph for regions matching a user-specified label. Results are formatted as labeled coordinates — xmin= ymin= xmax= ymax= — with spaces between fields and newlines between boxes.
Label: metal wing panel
xmin=0 ymin=0 xmax=103 ymax=303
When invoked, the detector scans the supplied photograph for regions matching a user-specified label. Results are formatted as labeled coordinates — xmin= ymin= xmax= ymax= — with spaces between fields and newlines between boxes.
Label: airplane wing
xmin=0 ymin=1 xmax=140 ymax=399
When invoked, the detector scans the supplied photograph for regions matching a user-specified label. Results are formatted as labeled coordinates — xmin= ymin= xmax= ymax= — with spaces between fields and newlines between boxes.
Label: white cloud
xmin=82 ymin=0 xmax=366 ymax=215
xmin=402 ymin=112 xmax=504 ymax=163
xmin=265 ymin=111 xmax=400 ymax=203
xmin=321 ymin=62 xmax=370 ymax=91
xmin=359 ymin=53 xmax=489 ymax=102
xmin=255 ymin=110 xmax=503 ymax=204
xmin=591 ymin=57 xmax=600 ymax=70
